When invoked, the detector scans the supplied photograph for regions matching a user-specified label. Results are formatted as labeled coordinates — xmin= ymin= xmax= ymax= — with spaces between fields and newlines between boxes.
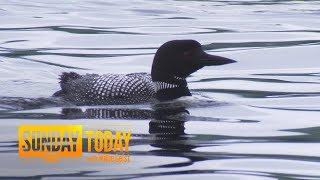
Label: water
xmin=1 ymin=0 xmax=320 ymax=179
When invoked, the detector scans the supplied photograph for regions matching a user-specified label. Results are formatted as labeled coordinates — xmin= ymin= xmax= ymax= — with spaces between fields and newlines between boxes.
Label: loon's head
xmin=151 ymin=40 xmax=236 ymax=101
xmin=151 ymin=40 xmax=236 ymax=79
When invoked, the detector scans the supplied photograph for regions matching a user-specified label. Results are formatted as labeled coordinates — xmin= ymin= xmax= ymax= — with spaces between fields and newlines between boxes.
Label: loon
xmin=53 ymin=40 xmax=236 ymax=105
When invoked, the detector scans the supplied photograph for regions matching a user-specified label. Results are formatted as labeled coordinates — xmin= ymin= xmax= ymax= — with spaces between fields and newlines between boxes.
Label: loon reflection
xmin=61 ymin=104 xmax=194 ymax=151
xmin=149 ymin=107 xmax=193 ymax=151
xmin=61 ymin=107 xmax=154 ymax=120
xmin=0 ymin=101 xmax=223 ymax=151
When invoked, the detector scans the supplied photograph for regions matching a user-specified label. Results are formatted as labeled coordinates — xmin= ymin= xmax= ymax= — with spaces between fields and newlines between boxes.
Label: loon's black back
xmin=53 ymin=40 xmax=236 ymax=105
xmin=54 ymin=72 xmax=156 ymax=105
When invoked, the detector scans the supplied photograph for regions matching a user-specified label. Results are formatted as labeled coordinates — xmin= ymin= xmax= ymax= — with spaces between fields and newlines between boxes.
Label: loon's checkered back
xmin=55 ymin=72 xmax=156 ymax=105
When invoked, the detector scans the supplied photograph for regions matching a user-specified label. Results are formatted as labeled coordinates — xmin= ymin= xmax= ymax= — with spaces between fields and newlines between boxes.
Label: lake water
xmin=1 ymin=0 xmax=320 ymax=179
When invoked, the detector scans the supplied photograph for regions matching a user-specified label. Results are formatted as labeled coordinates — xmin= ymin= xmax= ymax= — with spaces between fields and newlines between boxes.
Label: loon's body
xmin=54 ymin=72 xmax=188 ymax=105
xmin=54 ymin=40 xmax=236 ymax=105
xmin=55 ymin=72 xmax=155 ymax=104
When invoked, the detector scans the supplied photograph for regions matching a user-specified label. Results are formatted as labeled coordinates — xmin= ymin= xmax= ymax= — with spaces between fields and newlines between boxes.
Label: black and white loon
xmin=53 ymin=40 xmax=236 ymax=105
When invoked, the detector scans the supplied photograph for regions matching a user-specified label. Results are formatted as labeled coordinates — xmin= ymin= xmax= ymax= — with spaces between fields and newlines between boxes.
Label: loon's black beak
xmin=199 ymin=52 xmax=236 ymax=66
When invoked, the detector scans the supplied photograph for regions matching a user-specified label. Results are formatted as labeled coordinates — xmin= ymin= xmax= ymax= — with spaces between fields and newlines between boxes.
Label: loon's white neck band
xmin=153 ymin=76 xmax=187 ymax=92
xmin=154 ymin=81 xmax=179 ymax=92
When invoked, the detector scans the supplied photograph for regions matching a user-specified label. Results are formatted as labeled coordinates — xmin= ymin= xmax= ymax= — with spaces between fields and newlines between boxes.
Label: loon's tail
xmin=53 ymin=72 xmax=81 ymax=97
xmin=59 ymin=72 xmax=81 ymax=83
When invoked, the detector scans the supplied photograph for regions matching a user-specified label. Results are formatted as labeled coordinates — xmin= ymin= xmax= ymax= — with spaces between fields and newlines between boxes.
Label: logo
xmin=18 ymin=124 xmax=131 ymax=163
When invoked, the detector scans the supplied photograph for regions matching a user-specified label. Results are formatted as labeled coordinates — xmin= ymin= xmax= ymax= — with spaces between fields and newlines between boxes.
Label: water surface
xmin=0 ymin=0 xmax=320 ymax=179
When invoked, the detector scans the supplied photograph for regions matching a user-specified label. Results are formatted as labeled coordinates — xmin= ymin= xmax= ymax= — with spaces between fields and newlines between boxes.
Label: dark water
xmin=1 ymin=0 xmax=320 ymax=179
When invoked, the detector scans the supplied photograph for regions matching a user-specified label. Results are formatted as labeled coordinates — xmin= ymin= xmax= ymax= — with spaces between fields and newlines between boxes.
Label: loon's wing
xmin=54 ymin=72 xmax=155 ymax=105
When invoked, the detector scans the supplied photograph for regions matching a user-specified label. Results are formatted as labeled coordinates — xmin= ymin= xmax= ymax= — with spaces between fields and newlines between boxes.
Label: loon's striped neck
xmin=153 ymin=75 xmax=191 ymax=101
xmin=154 ymin=76 xmax=184 ymax=91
